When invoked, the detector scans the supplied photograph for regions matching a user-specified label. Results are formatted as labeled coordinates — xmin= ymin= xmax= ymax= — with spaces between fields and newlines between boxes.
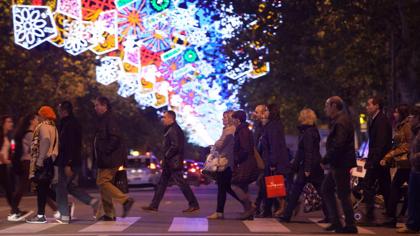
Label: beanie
xmin=38 ymin=106 xmax=56 ymax=120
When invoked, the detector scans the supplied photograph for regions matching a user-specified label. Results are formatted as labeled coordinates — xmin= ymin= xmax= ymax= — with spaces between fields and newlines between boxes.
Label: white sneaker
xmin=53 ymin=211 xmax=61 ymax=220
xmin=8 ymin=210 xmax=34 ymax=222
xmin=69 ymin=202 xmax=75 ymax=219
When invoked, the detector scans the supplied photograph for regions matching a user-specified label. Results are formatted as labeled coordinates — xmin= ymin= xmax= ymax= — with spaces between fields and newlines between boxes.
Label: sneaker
xmin=8 ymin=210 xmax=33 ymax=222
xmin=182 ymin=206 xmax=200 ymax=213
xmin=122 ymin=198 xmax=134 ymax=217
xmin=396 ymin=226 xmax=419 ymax=234
xmin=53 ymin=211 xmax=61 ymax=219
xmin=55 ymin=216 xmax=70 ymax=224
xmin=335 ymin=225 xmax=358 ymax=234
xmin=207 ymin=212 xmax=224 ymax=220
xmin=97 ymin=215 xmax=116 ymax=221
xmin=26 ymin=215 xmax=47 ymax=224
xmin=141 ymin=206 xmax=158 ymax=212
xmin=324 ymin=223 xmax=343 ymax=231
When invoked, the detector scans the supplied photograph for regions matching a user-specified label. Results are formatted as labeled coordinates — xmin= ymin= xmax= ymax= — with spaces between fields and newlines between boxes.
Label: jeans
xmin=97 ymin=168 xmax=129 ymax=217
xmin=406 ymin=171 xmax=420 ymax=231
xmin=150 ymin=168 xmax=199 ymax=209
xmin=68 ymin=166 xmax=95 ymax=206
xmin=215 ymin=167 xmax=241 ymax=213
xmin=56 ymin=167 xmax=70 ymax=217
xmin=363 ymin=167 xmax=391 ymax=218
xmin=387 ymin=168 xmax=410 ymax=219
xmin=322 ymin=168 xmax=355 ymax=227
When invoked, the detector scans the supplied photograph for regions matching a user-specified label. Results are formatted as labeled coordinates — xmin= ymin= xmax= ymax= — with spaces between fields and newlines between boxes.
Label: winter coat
xmin=56 ymin=115 xmax=82 ymax=168
xmin=383 ymin=117 xmax=412 ymax=169
xmin=214 ymin=125 xmax=235 ymax=169
xmin=291 ymin=125 xmax=323 ymax=181
xmin=94 ymin=111 xmax=127 ymax=169
xmin=231 ymin=122 xmax=259 ymax=185
xmin=259 ymin=119 xmax=290 ymax=174
xmin=366 ymin=112 xmax=392 ymax=169
xmin=322 ymin=111 xmax=357 ymax=169
xmin=162 ymin=122 xmax=185 ymax=171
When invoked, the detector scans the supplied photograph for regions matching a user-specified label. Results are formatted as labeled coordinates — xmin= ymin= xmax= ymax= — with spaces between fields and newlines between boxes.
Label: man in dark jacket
xmin=93 ymin=96 xmax=134 ymax=221
xmin=55 ymin=101 xmax=99 ymax=223
xmin=142 ymin=111 xmax=199 ymax=213
xmin=321 ymin=96 xmax=358 ymax=234
xmin=362 ymin=96 xmax=392 ymax=225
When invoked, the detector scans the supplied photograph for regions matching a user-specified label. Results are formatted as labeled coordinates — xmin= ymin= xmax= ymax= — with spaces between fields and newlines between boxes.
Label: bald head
xmin=325 ymin=96 xmax=344 ymax=118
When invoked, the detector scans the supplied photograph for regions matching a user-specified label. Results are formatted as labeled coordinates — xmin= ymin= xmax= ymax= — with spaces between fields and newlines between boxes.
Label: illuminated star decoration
xmin=12 ymin=0 xmax=278 ymax=146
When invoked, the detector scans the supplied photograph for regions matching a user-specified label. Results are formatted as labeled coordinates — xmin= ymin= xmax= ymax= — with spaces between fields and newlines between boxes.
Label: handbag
xmin=114 ymin=169 xmax=129 ymax=193
xmin=204 ymin=151 xmax=228 ymax=172
xmin=265 ymin=174 xmax=286 ymax=198
xmin=393 ymin=152 xmax=411 ymax=169
xmin=303 ymin=183 xmax=322 ymax=213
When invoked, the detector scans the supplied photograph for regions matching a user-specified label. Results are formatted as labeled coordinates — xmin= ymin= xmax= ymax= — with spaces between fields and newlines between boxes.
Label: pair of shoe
xmin=277 ymin=216 xmax=290 ymax=223
xmin=317 ymin=218 xmax=329 ymax=224
xmin=7 ymin=210 xmax=33 ymax=222
xmin=324 ymin=223 xmax=358 ymax=233
xmin=122 ymin=198 xmax=135 ymax=217
xmin=142 ymin=206 xmax=158 ymax=212
xmin=55 ymin=216 xmax=70 ymax=224
xmin=26 ymin=215 xmax=47 ymax=224
xmin=239 ymin=206 xmax=256 ymax=221
xmin=97 ymin=215 xmax=116 ymax=221
xmin=207 ymin=212 xmax=224 ymax=220
xmin=182 ymin=206 xmax=200 ymax=213
xmin=53 ymin=202 xmax=75 ymax=220
xmin=396 ymin=226 xmax=419 ymax=234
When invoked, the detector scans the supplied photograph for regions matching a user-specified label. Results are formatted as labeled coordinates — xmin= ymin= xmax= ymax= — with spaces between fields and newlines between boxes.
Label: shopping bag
xmin=114 ymin=169 xmax=129 ymax=193
xmin=265 ymin=175 xmax=286 ymax=198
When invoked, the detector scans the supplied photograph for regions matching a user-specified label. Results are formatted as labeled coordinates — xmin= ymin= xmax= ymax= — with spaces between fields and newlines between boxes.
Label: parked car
xmin=126 ymin=153 xmax=161 ymax=188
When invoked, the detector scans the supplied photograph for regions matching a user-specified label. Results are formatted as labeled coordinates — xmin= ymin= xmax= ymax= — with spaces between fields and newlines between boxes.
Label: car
xmin=126 ymin=153 xmax=161 ymax=188
xmin=182 ymin=159 xmax=202 ymax=186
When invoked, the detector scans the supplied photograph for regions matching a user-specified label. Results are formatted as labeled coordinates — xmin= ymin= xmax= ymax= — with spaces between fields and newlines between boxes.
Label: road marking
xmin=0 ymin=222 xmax=58 ymax=233
xmin=79 ymin=217 xmax=140 ymax=232
xmin=309 ymin=218 xmax=375 ymax=234
xmin=168 ymin=217 xmax=208 ymax=232
xmin=242 ymin=218 xmax=291 ymax=233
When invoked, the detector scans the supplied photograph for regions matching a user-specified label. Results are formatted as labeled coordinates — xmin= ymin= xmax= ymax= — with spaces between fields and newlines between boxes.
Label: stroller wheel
xmin=354 ymin=212 xmax=363 ymax=221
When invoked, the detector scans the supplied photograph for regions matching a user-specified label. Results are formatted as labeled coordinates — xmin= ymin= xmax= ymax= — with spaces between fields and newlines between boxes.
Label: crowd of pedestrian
xmin=0 ymin=95 xmax=419 ymax=234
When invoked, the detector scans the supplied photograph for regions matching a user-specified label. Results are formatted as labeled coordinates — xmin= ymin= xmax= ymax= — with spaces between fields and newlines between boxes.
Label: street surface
xmin=0 ymin=184 xmax=412 ymax=236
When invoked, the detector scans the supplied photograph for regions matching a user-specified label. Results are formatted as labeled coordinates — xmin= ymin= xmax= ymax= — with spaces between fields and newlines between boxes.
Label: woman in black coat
xmin=231 ymin=110 xmax=259 ymax=220
xmin=279 ymin=108 xmax=328 ymax=222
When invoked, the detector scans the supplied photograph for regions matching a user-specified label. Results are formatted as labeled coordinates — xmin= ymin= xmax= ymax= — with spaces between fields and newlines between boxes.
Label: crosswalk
xmin=0 ymin=216 xmax=393 ymax=235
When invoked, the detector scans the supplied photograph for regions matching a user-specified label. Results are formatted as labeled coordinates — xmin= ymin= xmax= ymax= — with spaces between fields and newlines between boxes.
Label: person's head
xmin=222 ymin=110 xmax=234 ymax=127
xmin=253 ymin=105 xmax=269 ymax=122
xmin=366 ymin=95 xmax=383 ymax=117
xmin=267 ymin=103 xmax=280 ymax=121
xmin=298 ymin=108 xmax=317 ymax=125
xmin=232 ymin=110 xmax=247 ymax=127
xmin=15 ymin=113 xmax=38 ymax=140
xmin=1 ymin=115 xmax=13 ymax=134
xmin=162 ymin=110 xmax=176 ymax=126
xmin=94 ymin=96 xmax=110 ymax=115
xmin=324 ymin=96 xmax=344 ymax=119
xmin=38 ymin=106 xmax=56 ymax=121
xmin=58 ymin=100 xmax=73 ymax=118
xmin=393 ymin=104 xmax=410 ymax=123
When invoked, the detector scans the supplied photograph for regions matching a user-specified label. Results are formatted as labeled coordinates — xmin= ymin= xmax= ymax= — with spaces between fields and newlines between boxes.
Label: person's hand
xmin=379 ymin=160 xmax=386 ymax=166
xmin=65 ymin=166 xmax=74 ymax=177
xmin=304 ymin=171 xmax=310 ymax=177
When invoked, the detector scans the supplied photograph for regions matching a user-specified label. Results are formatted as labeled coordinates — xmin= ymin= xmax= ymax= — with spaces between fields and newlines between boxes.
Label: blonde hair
xmin=298 ymin=108 xmax=317 ymax=125
xmin=223 ymin=110 xmax=235 ymax=126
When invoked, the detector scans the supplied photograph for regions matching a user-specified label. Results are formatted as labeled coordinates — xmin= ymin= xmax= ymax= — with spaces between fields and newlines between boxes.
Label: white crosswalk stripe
xmin=168 ymin=217 xmax=208 ymax=232
xmin=242 ymin=218 xmax=291 ymax=233
xmin=79 ymin=217 xmax=141 ymax=232
xmin=0 ymin=221 xmax=59 ymax=234
xmin=309 ymin=218 xmax=375 ymax=234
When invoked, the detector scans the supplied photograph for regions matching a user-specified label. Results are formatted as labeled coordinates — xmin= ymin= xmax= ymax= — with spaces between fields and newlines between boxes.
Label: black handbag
xmin=32 ymin=157 xmax=54 ymax=183
xmin=114 ymin=169 xmax=129 ymax=193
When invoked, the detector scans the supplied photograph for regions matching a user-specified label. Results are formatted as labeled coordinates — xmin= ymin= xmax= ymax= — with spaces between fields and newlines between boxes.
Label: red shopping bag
xmin=265 ymin=175 xmax=286 ymax=198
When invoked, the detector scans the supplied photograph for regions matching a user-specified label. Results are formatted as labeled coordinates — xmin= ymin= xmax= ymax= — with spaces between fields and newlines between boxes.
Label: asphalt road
xmin=0 ymin=184 xmax=412 ymax=236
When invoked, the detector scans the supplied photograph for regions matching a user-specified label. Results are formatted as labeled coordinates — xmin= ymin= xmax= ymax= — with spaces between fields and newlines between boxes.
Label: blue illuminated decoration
xmin=12 ymin=0 xmax=275 ymax=146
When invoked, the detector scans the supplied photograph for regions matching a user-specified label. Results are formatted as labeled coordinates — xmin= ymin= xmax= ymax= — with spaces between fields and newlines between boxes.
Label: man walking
xmin=142 ymin=111 xmax=199 ymax=213
xmin=362 ymin=96 xmax=392 ymax=226
xmin=93 ymin=96 xmax=134 ymax=221
xmin=55 ymin=101 xmax=99 ymax=222
xmin=321 ymin=96 xmax=358 ymax=233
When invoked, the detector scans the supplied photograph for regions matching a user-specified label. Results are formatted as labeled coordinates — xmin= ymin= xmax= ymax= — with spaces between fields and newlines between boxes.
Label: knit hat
xmin=38 ymin=106 xmax=57 ymax=120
